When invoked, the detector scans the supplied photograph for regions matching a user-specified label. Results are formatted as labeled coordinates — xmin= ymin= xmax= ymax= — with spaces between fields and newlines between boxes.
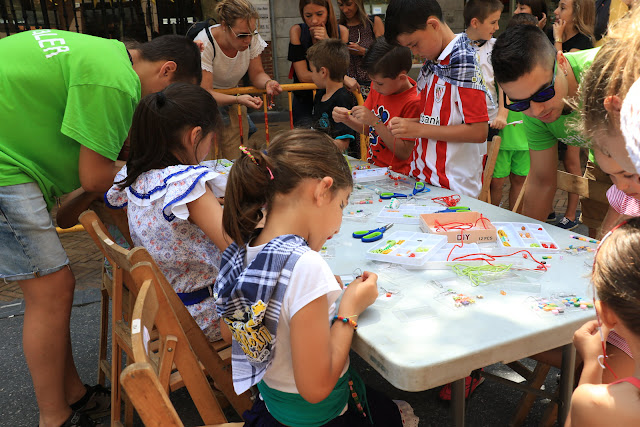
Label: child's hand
xmin=538 ymin=12 xmax=547 ymax=30
xmin=490 ymin=115 xmax=507 ymax=130
xmin=332 ymin=107 xmax=351 ymax=124
xmin=388 ymin=117 xmax=417 ymax=138
xmin=350 ymin=106 xmax=377 ymax=127
xmin=339 ymin=271 xmax=378 ymax=317
xmin=573 ymin=320 xmax=609 ymax=361
xmin=238 ymin=94 xmax=263 ymax=109
xmin=343 ymin=75 xmax=360 ymax=93
xmin=194 ymin=40 xmax=206 ymax=53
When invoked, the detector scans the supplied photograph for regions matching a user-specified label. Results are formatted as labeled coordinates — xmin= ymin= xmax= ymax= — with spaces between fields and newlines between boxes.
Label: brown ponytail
xmin=223 ymin=129 xmax=353 ymax=246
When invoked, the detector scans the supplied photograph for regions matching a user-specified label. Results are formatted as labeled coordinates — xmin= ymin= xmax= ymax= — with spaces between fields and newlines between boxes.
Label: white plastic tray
xmin=352 ymin=166 xmax=389 ymax=182
xmin=364 ymin=231 xmax=448 ymax=266
xmin=493 ymin=222 xmax=560 ymax=251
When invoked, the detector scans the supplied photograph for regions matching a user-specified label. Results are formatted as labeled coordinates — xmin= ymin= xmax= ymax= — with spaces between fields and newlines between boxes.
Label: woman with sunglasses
xmin=194 ymin=0 xmax=282 ymax=159
xmin=337 ymin=0 xmax=384 ymax=98
xmin=566 ymin=218 xmax=640 ymax=427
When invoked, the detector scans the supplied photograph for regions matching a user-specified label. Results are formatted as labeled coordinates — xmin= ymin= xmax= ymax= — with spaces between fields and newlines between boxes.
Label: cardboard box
xmin=419 ymin=211 xmax=497 ymax=243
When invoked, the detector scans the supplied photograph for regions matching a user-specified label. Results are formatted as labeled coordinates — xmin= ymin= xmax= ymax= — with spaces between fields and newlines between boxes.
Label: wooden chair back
xmin=479 ymin=135 xmax=502 ymax=203
xmin=78 ymin=209 xmax=136 ymax=425
xmin=128 ymin=247 xmax=254 ymax=416
xmin=120 ymin=361 xmax=245 ymax=427
xmin=511 ymin=170 xmax=610 ymax=213
xmin=128 ymin=264 xmax=228 ymax=424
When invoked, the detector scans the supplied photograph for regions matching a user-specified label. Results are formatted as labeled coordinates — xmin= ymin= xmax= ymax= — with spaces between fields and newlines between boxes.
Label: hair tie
xmin=239 ymin=145 xmax=275 ymax=180
xmin=239 ymin=145 xmax=258 ymax=165
xmin=156 ymin=91 xmax=166 ymax=107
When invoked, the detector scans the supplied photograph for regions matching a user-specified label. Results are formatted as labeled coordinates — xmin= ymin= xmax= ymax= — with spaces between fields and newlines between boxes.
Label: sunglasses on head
xmin=228 ymin=25 xmax=258 ymax=40
xmin=504 ymin=59 xmax=557 ymax=112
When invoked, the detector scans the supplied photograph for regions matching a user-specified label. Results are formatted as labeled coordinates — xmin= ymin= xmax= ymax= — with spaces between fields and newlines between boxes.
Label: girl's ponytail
xmin=223 ymin=146 xmax=275 ymax=246
xmin=223 ymin=129 xmax=352 ymax=246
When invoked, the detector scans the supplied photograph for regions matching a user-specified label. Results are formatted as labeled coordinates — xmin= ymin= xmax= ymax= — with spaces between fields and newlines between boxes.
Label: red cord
xmin=432 ymin=195 xmax=461 ymax=207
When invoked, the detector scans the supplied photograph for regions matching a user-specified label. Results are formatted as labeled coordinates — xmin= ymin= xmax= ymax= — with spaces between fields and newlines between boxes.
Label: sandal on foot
xmin=70 ymin=384 xmax=110 ymax=419
xmin=60 ymin=411 xmax=100 ymax=427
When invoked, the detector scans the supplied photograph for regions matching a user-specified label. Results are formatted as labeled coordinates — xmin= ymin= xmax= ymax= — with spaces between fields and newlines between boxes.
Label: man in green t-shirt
xmin=491 ymin=25 xmax=615 ymax=236
xmin=0 ymin=30 xmax=202 ymax=427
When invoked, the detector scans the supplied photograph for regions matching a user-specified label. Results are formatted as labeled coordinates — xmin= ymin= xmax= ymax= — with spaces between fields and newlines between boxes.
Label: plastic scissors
xmin=435 ymin=206 xmax=471 ymax=213
xmin=379 ymin=182 xmax=430 ymax=199
xmin=379 ymin=191 xmax=408 ymax=199
xmin=352 ymin=223 xmax=394 ymax=242
xmin=412 ymin=181 xmax=431 ymax=196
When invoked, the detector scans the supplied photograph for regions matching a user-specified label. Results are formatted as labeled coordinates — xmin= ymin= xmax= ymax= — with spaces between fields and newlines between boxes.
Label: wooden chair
xmin=511 ymin=170 xmax=610 ymax=213
xmin=126 ymin=263 xmax=233 ymax=424
xmin=479 ymin=135 xmax=502 ymax=203
xmin=79 ymin=209 xmax=137 ymax=426
xmin=127 ymin=247 xmax=254 ymax=416
xmin=79 ymin=210 xmax=251 ymax=421
xmin=121 ymin=361 xmax=244 ymax=427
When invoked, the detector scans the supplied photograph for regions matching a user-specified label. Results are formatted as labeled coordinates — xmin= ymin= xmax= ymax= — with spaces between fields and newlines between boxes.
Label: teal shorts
xmin=493 ymin=149 xmax=530 ymax=179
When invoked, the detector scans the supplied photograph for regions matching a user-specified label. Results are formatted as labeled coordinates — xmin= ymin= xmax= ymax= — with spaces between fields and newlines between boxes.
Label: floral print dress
xmin=106 ymin=164 xmax=227 ymax=341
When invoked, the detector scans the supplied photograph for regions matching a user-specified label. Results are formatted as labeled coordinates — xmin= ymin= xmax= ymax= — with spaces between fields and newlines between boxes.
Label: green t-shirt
xmin=499 ymin=110 xmax=528 ymax=151
xmin=0 ymin=30 xmax=141 ymax=209
xmin=523 ymin=48 xmax=600 ymax=160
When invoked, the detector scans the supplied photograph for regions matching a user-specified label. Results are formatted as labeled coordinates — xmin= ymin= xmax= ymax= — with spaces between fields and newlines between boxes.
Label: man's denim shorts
xmin=0 ymin=182 xmax=69 ymax=282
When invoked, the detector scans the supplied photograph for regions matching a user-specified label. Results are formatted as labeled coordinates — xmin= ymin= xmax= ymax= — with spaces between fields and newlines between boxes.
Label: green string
xmin=450 ymin=264 xmax=512 ymax=287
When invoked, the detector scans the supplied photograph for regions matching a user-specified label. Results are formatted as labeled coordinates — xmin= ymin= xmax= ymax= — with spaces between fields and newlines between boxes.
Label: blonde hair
xmin=579 ymin=6 xmax=640 ymax=141
xmin=571 ymin=0 xmax=596 ymax=42
xmin=338 ymin=0 xmax=372 ymax=30
xmin=215 ymin=0 xmax=259 ymax=28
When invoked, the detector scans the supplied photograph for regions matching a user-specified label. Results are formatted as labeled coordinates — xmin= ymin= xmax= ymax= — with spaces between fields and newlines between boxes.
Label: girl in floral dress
xmin=106 ymin=83 xmax=228 ymax=341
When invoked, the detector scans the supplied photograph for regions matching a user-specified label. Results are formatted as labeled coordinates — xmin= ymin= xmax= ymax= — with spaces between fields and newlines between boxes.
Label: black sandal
xmin=70 ymin=384 xmax=110 ymax=419
xmin=60 ymin=411 xmax=98 ymax=427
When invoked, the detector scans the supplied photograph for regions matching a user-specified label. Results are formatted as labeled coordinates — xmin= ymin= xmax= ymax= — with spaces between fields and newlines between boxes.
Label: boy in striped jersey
xmin=384 ymin=0 xmax=490 ymax=198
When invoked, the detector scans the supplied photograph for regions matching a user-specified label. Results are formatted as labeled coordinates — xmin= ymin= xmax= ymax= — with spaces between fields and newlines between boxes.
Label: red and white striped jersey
xmin=410 ymin=36 xmax=489 ymax=198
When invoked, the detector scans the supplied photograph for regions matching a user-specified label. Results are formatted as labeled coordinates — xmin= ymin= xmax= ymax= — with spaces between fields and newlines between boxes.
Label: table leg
xmin=451 ymin=378 xmax=466 ymax=427
xmin=558 ymin=343 xmax=576 ymax=425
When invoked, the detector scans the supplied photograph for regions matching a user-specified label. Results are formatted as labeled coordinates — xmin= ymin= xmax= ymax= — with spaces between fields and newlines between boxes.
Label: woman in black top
xmin=337 ymin=0 xmax=384 ymax=98
xmin=288 ymin=0 xmax=348 ymax=125
xmin=553 ymin=0 xmax=595 ymax=52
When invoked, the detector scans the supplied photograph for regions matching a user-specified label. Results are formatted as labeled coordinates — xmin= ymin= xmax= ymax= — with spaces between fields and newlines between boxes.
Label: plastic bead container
xmin=493 ymin=222 xmax=560 ymax=252
xmin=365 ymin=231 xmax=448 ymax=266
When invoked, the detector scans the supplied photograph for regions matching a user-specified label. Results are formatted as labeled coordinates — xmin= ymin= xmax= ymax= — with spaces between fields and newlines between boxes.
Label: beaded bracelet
xmin=373 ymin=118 xmax=383 ymax=126
xmin=332 ymin=315 xmax=358 ymax=330
xmin=265 ymin=79 xmax=275 ymax=89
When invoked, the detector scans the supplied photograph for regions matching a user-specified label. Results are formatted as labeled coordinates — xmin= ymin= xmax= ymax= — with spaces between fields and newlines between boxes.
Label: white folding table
xmin=326 ymin=175 xmax=596 ymax=426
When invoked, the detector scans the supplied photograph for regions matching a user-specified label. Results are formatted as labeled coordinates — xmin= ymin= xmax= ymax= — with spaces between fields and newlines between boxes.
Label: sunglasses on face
xmin=228 ymin=25 xmax=258 ymax=40
xmin=504 ymin=59 xmax=557 ymax=112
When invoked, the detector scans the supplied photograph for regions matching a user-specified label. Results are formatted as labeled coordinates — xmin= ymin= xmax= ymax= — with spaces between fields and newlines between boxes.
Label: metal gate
xmin=1 ymin=0 xmax=202 ymax=41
